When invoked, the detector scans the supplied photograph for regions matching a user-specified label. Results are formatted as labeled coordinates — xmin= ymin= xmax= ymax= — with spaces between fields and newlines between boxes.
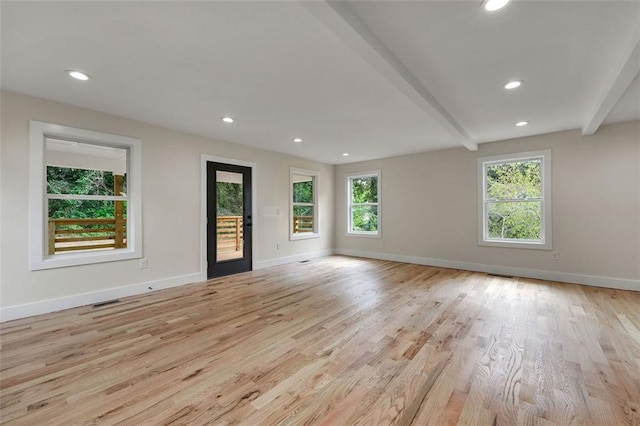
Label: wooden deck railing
xmin=293 ymin=216 xmax=314 ymax=233
xmin=48 ymin=218 xmax=126 ymax=254
xmin=49 ymin=215 xmax=313 ymax=256
xmin=217 ymin=216 xmax=243 ymax=253
xmin=48 ymin=175 xmax=128 ymax=255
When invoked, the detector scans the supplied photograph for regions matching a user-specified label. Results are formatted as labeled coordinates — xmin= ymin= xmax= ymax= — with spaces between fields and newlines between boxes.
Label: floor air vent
xmin=300 ymin=260 xmax=310 ymax=263
xmin=488 ymin=273 xmax=515 ymax=279
xmin=91 ymin=299 xmax=120 ymax=308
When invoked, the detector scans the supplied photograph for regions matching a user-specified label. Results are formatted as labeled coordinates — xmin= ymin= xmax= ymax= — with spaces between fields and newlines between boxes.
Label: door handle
xmin=246 ymin=223 xmax=252 ymax=227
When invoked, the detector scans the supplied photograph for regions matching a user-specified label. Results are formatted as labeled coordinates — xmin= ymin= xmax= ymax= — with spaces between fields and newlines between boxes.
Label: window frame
xmin=346 ymin=170 xmax=381 ymax=238
xmin=29 ymin=121 xmax=143 ymax=270
xmin=289 ymin=167 xmax=319 ymax=240
xmin=477 ymin=149 xmax=552 ymax=250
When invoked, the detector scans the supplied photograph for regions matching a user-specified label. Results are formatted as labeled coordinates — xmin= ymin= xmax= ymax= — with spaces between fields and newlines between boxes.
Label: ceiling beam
xmin=300 ymin=1 xmax=478 ymax=151
xmin=582 ymin=32 xmax=640 ymax=136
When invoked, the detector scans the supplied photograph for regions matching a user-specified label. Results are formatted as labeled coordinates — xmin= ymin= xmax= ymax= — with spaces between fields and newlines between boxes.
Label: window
xmin=29 ymin=121 xmax=142 ymax=270
xmin=478 ymin=150 xmax=551 ymax=249
xmin=347 ymin=170 xmax=381 ymax=237
xmin=290 ymin=168 xmax=319 ymax=240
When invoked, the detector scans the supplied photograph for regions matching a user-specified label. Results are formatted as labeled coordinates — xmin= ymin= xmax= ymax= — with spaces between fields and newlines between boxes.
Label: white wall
xmin=2 ymin=90 xmax=639 ymax=321
xmin=335 ymin=121 xmax=640 ymax=289
xmin=0 ymin=91 xmax=334 ymax=318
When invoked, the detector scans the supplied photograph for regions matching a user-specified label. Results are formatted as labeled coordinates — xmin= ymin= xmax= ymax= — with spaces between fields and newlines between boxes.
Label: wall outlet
xmin=140 ymin=258 xmax=148 ymax=269
xmin=551 ymin=252 xmax=559 ymax=261
xmin=276 ymin=243 xmax=280 ymax=250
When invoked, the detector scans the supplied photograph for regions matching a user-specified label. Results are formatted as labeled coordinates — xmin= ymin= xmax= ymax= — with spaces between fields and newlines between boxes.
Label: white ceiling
xmin=47 ymin=138 xmax=127 ymax=160
xmin=2 ymin=1 xmax=639 ymax=165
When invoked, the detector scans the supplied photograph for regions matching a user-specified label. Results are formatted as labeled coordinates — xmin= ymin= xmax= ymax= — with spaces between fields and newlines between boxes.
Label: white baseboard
xmin=4 ymin=248 xmax=635 ymax=322
xmin=0 ymin=249 xmax=334 ymax=322
xmin=255 ymin=249 xmax=334 ymax=270
xmin=0 ymin=271 xmax=206 ymax=322
xmin=335 ymin=248 xmax=640 ymax=292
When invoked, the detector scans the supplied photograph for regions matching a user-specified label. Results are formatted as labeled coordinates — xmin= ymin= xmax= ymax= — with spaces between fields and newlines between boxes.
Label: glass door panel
xmin=216 ymin=171 xmax=244 ymax=262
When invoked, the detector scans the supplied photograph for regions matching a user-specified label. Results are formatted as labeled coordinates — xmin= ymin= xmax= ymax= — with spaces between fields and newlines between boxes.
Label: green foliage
xmin=48 ymin=199 xmax=117 ymax=220
xmin=486 ymin=161 xmax=540 ymax=200
xmin=350 ymin=176 xmax=378 ymax=232
xmin=47 ymin=166 xmax=126 ymax=219
xmin=293 ymin=180 xmax=313 ymax=204
xmin=216 ymin=182 xmax=243 ymax=216
xmin=352 ymin=206 xmax=377 ymax=232
xmin=487 ymin=202 xmax=541 ymax=240
xmin=293 ymin=205 xmax=313 ymax=216
xmin=351 ymin=176 xmax=377 ymax=203
xmin=486 ymin=160 xmax=541 ymax=240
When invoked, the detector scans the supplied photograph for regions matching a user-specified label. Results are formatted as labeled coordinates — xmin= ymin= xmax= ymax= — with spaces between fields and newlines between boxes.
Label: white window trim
xmin=346 ymin=170 xmax=382 ymax=238
xmin=29 ymin=121 xmax=143 ymax=270
xmin=290 ymin=167 xmax=319 ymax=240
xmin=477 ymin=149 xmax=552 ymax=250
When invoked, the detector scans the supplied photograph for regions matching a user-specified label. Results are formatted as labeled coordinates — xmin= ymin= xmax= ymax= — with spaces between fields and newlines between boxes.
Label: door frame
xmin=200 ymin=154 xmax=257 ymax=280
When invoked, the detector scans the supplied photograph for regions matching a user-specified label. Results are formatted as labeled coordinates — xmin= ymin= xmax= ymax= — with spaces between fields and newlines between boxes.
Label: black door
xmin=207 ymin=162 xmax=252 ymax=278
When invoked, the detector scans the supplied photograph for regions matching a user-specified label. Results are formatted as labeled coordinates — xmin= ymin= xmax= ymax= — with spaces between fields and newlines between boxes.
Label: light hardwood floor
xmin=1 ymin=256 xmax=639 ymax=425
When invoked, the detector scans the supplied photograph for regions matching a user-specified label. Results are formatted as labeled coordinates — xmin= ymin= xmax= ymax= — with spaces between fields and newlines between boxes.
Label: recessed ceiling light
xmin=516 ymin=121 xmax=529 ymax=126
xmin=66 ymin=70 xmax=91 ymax=81
xmin=504 ymin=80 xmax=523 ymax=90
xmin=221 ymin=116 xmax=235 ymax=124
xmin=483 ymin=0 xmax=511 ymax=12
xmin=342 ymin=153 xmax=349 ymax=157
xmin=293 ymin=138 xmax=302 ymax=143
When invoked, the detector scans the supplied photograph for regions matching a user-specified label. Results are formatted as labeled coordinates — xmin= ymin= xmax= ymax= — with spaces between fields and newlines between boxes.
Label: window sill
xmin=290 ymin=233 xmax=320 ymax=241
xmin=478 ymin=239 xmax=551 ymax=250
xmin=346 ymin=232 xmax=381 ymax=239
xmin=31 ymin=248 xmax=141 ymax=271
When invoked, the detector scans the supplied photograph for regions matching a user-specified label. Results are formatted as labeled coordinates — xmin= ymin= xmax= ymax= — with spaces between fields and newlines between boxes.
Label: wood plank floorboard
xmin=1 ymin=255 xmax=639 ymax=425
